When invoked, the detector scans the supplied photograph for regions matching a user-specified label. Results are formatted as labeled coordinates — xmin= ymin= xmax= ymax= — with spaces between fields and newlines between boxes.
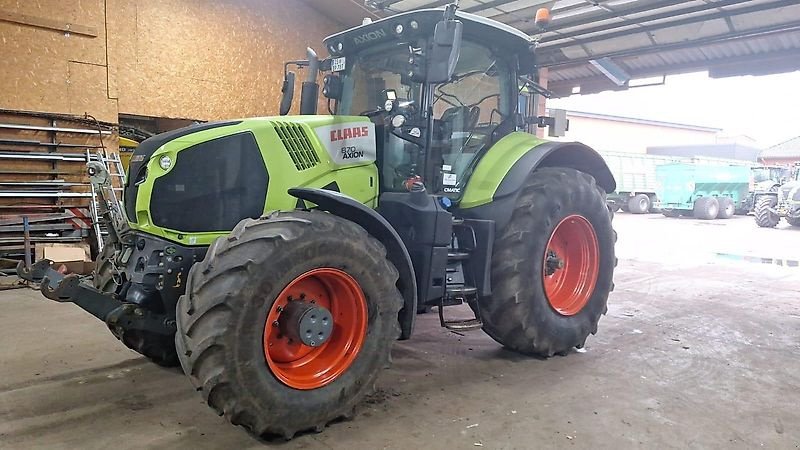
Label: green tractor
xmin=754 ymin=164 xmax=800 ymax=228
xmin=19 ymin=6 xmax=616 ymax=439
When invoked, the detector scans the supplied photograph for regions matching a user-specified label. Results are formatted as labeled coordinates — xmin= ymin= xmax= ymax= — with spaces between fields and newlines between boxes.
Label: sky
xmin=548 ymin=70 xmax=800 ymax=149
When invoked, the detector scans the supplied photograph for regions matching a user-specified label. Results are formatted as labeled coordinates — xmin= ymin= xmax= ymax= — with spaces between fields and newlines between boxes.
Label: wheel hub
xmin=542 ymin=215 xmax=600 ymax=316
xmin=544 ymin=250 xmax=565 ymax=276
xmin=263 ymin=268 xmax=368 ymax=390
xmin=278 ymin=300 xmax=334 ymax=347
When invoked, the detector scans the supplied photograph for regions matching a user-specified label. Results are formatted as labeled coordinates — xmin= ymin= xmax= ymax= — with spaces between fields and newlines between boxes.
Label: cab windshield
xmin=338 ymin=43 xmax=421 ymax=117
xmin=752 ymin=168 xmax=772 ymax=183
xmin=338 ymin=40 xmax=514 ymax=194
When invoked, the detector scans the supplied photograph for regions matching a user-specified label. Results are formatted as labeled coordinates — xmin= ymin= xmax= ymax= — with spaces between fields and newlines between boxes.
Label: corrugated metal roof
xmin=761 ymin=136 xmax=800 ymax=158
xmin=351 ymin=0 xmax=800 ymax=97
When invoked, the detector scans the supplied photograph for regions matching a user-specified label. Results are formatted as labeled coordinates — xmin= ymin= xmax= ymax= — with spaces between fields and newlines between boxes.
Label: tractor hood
xmin=779 ymin=180 xmax=800 ymax=202
xmin=123 ymin=116 xmax=378 ymax=246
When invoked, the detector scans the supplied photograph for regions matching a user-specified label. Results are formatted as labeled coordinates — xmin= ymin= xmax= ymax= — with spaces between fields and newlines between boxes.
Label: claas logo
xmin=330 ymin=126 xmax=370 ymax=142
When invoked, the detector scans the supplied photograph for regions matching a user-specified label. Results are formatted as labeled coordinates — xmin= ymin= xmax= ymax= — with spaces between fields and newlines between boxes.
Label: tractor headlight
xmin=159 ymin=155 xmax=172 ymax=170
xmin=391 ymin=114 xmax=406 ymax=128
xmin=409 ymin=20 xmax=419 ymax=30
xmin=394 ymin=23 xmax=404 ymax=34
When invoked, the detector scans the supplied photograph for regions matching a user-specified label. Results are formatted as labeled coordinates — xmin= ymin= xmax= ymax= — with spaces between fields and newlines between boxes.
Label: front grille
xmin=273 ymin=122 xmax=320 ymax=170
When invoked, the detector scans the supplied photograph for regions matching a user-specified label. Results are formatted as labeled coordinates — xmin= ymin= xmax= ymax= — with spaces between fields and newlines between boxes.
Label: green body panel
xmin=459 ymin=132 xmax=548 ymax=209
xmin=128 ymin=116 xmax=378 ymax=246
xmin=655 ymin=163 xmax=750 ymax=211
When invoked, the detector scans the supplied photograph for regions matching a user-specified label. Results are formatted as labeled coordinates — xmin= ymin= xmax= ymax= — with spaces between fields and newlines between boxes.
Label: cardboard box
xmin=35 ymin=243 xmax=95 ymax=275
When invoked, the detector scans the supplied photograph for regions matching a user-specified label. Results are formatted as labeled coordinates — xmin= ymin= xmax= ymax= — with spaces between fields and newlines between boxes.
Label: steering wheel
xmin=440 ymin=105 xmax=481 ymax=134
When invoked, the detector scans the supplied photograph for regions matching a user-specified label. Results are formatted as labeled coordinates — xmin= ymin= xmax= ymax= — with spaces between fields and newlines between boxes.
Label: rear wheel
xmin=787 ymin=216 xmax=800 ymax=227
xmin=717 ymin=197 xmax=735 ymax=219
xmin=94 ymin=243 xmax=179 ymax=367
xmin=175 ymin=211 xmax=402 ymax=439
xmin=693 ymin=197 xmax=719 ymax=220
xmin=754 ymin=196 xmax=779 ymax=228
xmin=478 ymin=167 xmax=616 ymax=356
xmin=627 ymin=194 xmax=650 ymax=214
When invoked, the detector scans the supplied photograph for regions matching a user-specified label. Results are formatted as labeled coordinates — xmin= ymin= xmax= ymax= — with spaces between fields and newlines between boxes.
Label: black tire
xmin=478 ymin=167 xmax=616 ymax=356
xmin=627 ymin=193 xmax=650 ymax=214
xmin=609 ymin=202 xmax=621 ymax=213
xmin=717 ymin=197 xmax=735 ymax=219
xmin=94 ymin=243 xmax=179 ymax=367
xmin=787 ymin=216 xmax=800 ymax=227
xmin=693 ymin=197 xmax=719 ymax=220
xmin=175 ymin=211 xmax=403 ymax=439
xmin=754 ymin=196 xmax=779 ymax=228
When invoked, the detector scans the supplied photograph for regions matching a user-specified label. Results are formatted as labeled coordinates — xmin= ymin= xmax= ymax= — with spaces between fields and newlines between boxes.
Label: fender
xmin=457 ymin=133 xmax=615 ymax=232
xmin=288 ymin=187 xmax=417 ymax=340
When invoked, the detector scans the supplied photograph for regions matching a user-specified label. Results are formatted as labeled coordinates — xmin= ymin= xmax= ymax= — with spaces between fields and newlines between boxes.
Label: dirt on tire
xmin=175 ymin=210 xmax=403 ymax=439
xmin=477 ymin=167 xmax=616 ymax=357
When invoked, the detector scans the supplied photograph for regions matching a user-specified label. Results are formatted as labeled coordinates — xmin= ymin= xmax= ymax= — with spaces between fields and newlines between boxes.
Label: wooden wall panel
xmin=109 ymin=0 xmax=340 ymax=120
xmin=2 ymin=0 xmax=342 ymax=123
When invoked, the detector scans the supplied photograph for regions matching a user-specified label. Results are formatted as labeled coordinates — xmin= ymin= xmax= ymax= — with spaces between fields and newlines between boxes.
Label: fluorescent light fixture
xmin=589 ymin=57 xmax=630 ymax=86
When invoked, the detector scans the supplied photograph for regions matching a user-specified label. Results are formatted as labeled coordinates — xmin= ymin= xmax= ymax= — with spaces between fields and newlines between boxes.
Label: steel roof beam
xmin=463 ymin=0 xmax=551 ymax=14
xmin=509 ymin=0 xmax=687 ymax=32
xmin=539 ymin=0 xmax=793 ymax=49
xmin=539 ymin=20 xmax=800 ymax=68
xmin=548 ymin=47 xmax=800 ymax=96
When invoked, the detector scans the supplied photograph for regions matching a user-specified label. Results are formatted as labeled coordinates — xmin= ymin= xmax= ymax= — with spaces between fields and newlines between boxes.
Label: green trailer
xmin=601 ymin=151 xmax=679 ymax=214
xmin=656 ymin=162 xmax=750 ymax=220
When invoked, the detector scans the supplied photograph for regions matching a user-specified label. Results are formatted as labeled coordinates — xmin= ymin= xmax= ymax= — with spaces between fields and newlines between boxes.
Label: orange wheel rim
xmin=542 ymin=215 xmax=600 ymax=316
xmin=263 ymin=268 xmax=367 ymax=390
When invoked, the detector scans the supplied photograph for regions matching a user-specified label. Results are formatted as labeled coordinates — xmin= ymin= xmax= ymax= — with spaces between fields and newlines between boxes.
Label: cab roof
xmin=323 ymin=8 xmax=535 ymax=70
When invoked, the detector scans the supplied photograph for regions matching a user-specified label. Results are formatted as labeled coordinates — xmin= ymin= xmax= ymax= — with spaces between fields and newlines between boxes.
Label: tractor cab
xmin=281 ymin=7 xmax=551 ymax=199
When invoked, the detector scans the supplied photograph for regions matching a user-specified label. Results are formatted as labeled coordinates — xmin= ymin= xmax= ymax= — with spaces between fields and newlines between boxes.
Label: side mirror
xmin=279 ymin=71 xmax=296 ymax=116
xmin=322 ymin=74 xmax=342 ymax=100
xmin=545 ymin=109 xmax=569 ymax=137
xmin=426 ymin=18 xmax=462 ymax=83
xmin=528 ymin=108 xmax=569 ymax=137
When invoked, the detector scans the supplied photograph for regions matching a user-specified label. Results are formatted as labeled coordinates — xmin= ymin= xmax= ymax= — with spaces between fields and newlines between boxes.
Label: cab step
xmin=438 ymin=301 xmax=483 ymax=331
xmin=447 ymin=251 xmax=470 ymax=261
xmin=446 ymin=285 xmax=477 ymax=296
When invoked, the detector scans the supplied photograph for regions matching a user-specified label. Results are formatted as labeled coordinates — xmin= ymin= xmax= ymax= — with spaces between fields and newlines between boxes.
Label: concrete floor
xmin=1 ymin=213 xmax=798 ymax=449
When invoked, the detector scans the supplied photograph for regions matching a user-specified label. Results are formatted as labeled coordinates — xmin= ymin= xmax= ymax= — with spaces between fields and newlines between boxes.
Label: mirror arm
xmin=519 ymin=75 xmax=554 ymax=99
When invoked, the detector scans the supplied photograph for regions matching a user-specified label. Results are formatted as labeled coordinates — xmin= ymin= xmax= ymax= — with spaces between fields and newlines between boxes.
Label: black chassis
xmin=18 ymin=231 xmax=205 ymax=338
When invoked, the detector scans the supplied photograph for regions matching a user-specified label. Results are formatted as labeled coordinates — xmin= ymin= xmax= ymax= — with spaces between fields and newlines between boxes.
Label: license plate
xmin=331 ymin=57 xmax=346 ymax=72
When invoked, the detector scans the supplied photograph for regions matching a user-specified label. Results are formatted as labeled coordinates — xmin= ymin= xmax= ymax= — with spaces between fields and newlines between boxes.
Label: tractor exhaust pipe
xmin=299 ymin=47 xmax=319 ymax=115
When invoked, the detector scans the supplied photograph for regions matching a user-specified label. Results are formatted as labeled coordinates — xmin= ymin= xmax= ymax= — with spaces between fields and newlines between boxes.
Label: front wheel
xmin=479 ymin=167 xmax=616 ymax=357
xmin=754 ymin=196 xmax=779 ymax=228
xmin=175 ymin=211 xmax=403 ymax=439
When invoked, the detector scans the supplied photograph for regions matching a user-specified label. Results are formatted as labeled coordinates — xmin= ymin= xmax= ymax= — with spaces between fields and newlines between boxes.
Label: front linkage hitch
xmin=17 ymin=259 xmax=176 ymax=337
